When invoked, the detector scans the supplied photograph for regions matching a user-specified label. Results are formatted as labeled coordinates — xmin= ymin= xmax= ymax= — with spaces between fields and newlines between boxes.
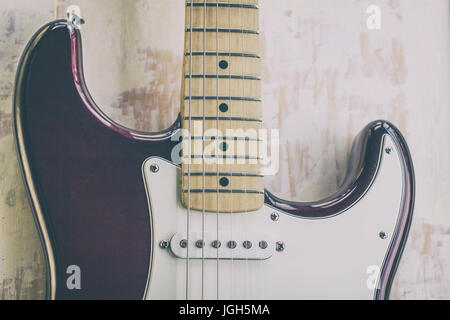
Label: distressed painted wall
xmin=0 ymin=0 xmax=449 ymax=299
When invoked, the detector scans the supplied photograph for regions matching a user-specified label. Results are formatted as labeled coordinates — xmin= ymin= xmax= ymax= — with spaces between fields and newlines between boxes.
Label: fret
xmin=186 ymin=28 xmax=259 ymax=35
xmin=183 ymin=139 xmax=262 ymax=159
xmin=186 ymin=5 xmax=258 ymax=30
xmin=184 ymin=96 xmax=261 ymax=101
xmin=183 ymin=172 xmax=264 ymax=177
xmin=185 ymin=74 xmax=260 ymax=80
xmin=184 ymin=156 xmax=263 ymax=161
xmin=182 ymin=110 xmax=261 ymax=139
xmin=182 ymin=120 xmax=262 ymax=142
xmin=183 ymin=190 xmax=264 ymax=194
xmin=183 ymin=116 xmax=261 ymax=122
xmin=185 ymin=136 xmax=262 ymax=142
xmin=185 ymin=51 xmax=260 ymax=58
xmin=187 ymin=1 xmax=259 ymax=6
xmin=184 ymin=100 xmax=262 ymax=119
xmin=187 ymin=3 xmax=259 ymax=10
xmin=184 ymin=56 xmax=260 ymax=76
xmin=186 ymin=32 xmax=259 ymax=53
xmin=184 ymin=78 xmax=261 ymax=97
xmin=188 ymin=163 xmax=262 ymax=174
xmin=184 ymin=138 xmax=261 ymax=148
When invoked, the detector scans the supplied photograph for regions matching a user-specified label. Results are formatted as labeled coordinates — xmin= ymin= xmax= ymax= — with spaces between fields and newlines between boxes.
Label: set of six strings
xmin=186 ymin=0 xmax=255 ymax=300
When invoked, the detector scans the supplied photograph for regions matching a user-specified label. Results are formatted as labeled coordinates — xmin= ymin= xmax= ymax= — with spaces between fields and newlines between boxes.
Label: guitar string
xmin=202 ymin=0 xmax=207 ymax=301
xmin=186 ymin=0 xmax=194 ymax=301
xmin=215 ymin=1 xmax=220 ymax=301
xmin=257 ymin=1 xmax=264 ymax=299
xmin=228 ymin=1 xmax=234 ymax=300
xmin=240 ymin=0 xmax=250 ymax=299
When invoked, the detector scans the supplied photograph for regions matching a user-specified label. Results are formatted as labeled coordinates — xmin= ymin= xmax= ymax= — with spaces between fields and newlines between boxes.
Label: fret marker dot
xmin=219 ymin=60 xmax=229 ymax=69
xmin=219 ymin=142 xmax=228 ymax=152
xmin=219 ymin=103 xmax=229 ymax=113
xmin=219 ymin=177 xmax=229 ymax=187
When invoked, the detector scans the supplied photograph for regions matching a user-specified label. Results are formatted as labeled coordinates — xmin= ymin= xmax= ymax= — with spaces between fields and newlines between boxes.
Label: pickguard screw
xmin=159 ymin=240 xmax=169 ymax=249
xmin=271 ymin=212 xmax=279 ymax=221
xmin=379 ymin=231 xmax=388 ymax=240
xmin=276 ymin=241 xmax=285 ymax=252
xmin=150 ymin=164 xmax=159 ymax=173
xmin=243 ymin=241 xmax=252 ymax=249
xmin=227 ymin=240 xmax=237 ymax=249
xmin=259 ymin=241 xmax=268 ymax=249
xmin=212 ymin=240 xmax=221 ymax=249
xmin=180 ymin=239 xmax=188 ymax=248
xmin=385 ymin=147 xmax=393 ymax=154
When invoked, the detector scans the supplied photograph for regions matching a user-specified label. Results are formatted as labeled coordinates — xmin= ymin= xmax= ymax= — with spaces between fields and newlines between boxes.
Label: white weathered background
xmin=0 ymin=0 xmax=449 ymax=299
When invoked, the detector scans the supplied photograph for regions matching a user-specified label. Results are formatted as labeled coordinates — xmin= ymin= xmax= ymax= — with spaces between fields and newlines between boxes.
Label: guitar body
xmin=14 ymin=21 xmax=414 ymax=300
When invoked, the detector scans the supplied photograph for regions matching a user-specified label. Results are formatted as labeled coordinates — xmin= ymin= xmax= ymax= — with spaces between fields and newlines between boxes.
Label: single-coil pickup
xmin=169 ymin=232 xmax=274 ymax=260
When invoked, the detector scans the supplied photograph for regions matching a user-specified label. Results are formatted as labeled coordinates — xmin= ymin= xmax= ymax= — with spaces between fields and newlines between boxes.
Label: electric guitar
xmin=13 ymin=0 xmax=414 ymax=300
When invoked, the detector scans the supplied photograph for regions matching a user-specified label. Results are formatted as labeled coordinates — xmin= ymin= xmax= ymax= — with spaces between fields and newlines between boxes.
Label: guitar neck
xmin=181 ymin=0 xmax=264 ymax=213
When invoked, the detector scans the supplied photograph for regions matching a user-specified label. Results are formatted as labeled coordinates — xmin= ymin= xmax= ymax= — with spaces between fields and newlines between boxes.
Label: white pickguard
xmin=142 ymin=135 xmax=403 ymax=300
